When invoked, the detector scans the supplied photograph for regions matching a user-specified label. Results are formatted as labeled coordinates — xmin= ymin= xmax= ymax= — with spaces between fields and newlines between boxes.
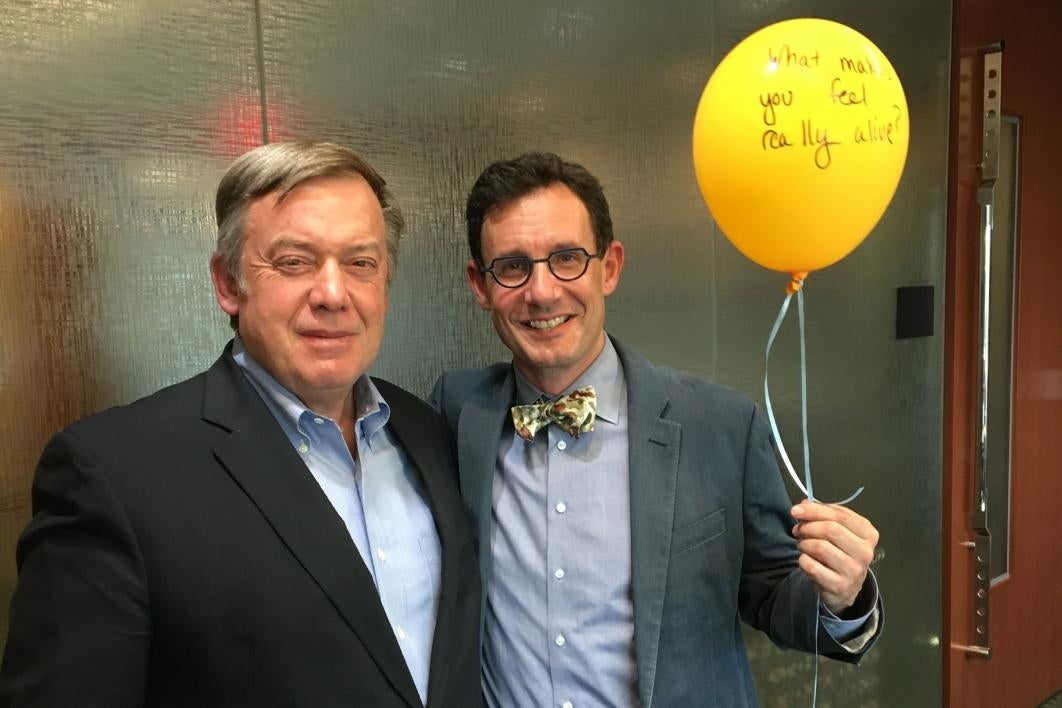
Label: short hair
xmin=465 ymin=152 xmax=614 ymax=265
xmin=214 ymin=141 xmax=405 ymax=328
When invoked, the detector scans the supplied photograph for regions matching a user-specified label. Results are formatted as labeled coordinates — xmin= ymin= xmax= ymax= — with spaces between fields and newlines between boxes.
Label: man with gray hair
xmin=1 ymin=141 xmax=482 ymax=708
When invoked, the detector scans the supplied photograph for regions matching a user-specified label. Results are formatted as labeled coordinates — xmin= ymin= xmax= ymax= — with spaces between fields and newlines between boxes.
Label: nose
xmin=308 ymin=261 xmax=347 ymax=311
xmin=523 ymin=260 xmax=559 ymax=305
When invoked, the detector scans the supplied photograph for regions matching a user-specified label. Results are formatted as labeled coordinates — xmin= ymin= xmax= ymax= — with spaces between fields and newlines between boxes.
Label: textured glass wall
xmin=0 ymin=0 xmax=259 ymax=643
xmin=258 ymin=2 xmax=950 ymax=703
xmin=0 ymin=1 xmax=951 ymax=705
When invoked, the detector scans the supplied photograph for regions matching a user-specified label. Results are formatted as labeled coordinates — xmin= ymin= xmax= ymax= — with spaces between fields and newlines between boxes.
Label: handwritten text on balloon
xmin=758 ymin=43 xmax=904 ymax=169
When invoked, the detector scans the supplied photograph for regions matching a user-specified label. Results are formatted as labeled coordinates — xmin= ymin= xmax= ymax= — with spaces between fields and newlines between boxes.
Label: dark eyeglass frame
xmin=478 ymin=247 xmax=606 ymax=288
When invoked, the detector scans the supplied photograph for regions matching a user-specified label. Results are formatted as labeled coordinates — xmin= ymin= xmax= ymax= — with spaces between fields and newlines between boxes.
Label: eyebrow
xmin=493 ymin=242 xmax=586 ymax=259
xmin=265 ymin=237 xmax=384 ymax=256
xmin=265 ymin=237 xmax=315 ymax=253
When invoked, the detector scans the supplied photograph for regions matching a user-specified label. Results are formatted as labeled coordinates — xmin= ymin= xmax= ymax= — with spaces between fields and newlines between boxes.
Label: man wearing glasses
xmin=431 ymin=152 xmax=883 ymax=707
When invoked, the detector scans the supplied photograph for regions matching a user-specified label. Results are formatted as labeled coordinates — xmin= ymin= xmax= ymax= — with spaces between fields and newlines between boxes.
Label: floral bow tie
xmin=511 ymin=386 xmax=597 ymax=442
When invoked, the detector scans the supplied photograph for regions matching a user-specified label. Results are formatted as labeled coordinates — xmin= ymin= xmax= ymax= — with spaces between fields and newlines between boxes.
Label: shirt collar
xmin=230 ymin=336 xmax=391 ymax=437
xmin=512 ymin=335 xmax=623 ymax=425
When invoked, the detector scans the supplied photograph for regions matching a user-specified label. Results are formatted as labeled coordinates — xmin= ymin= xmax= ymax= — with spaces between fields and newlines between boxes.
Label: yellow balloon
xmin=693 ymin=18 xmax=909 ymax=278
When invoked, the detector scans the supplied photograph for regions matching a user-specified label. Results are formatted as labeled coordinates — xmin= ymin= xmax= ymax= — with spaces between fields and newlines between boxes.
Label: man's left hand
xmin=791 ymin=501 xmax=879 ymax=616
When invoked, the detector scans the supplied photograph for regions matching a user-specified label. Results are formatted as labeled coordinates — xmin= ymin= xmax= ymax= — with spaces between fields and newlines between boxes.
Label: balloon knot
xmin=786 ymin=276 xmax=805 ymax=295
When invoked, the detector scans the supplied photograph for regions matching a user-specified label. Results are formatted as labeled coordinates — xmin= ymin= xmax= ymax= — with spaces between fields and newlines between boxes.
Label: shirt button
xmin=376 ymin=548 xmax=388 ymax=562
xmin=395 ymin=626 xmax=406 ymax=640
xmin=554 ymin=568 xmax=565 ymax=579
xmin=555 ymin=502 xmax=567 ymax=514
xmin=554 ymin=634 xmax=566 ymax=647
xmin=557 ymin=440 xmax=567 ymax=451
xmin=297 ymin=441 xmax=309 ymax=454
xmin=313 ymin=417 xmax=325 ymax=425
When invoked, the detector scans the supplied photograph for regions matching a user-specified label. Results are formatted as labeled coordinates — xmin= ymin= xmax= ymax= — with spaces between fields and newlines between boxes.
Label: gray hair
xmin=215 ymin=141 xmax=405 ymax=327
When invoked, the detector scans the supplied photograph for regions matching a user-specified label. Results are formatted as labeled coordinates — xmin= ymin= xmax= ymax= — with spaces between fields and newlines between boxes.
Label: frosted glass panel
xmin=260 ymin=2 xmax=951 ymax=706
xmin=987 ymin=117 xmax=1019 ymax=582
xmin=0 ymin=1 xmax=262 ymax=642
xmin=0 ymin=2 xmax=951 ymax=705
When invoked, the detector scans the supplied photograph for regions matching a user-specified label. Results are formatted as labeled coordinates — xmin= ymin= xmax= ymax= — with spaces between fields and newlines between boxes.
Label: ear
xmin=210 ymin=254 xmax=242 ymax=318
xmin=601 ymin=240 xmax=625 ymax=296
xmin=467 ymin=259 xmax=493 ymax=311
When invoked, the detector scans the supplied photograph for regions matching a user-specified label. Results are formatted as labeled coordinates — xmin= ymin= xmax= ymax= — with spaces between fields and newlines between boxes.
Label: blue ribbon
xmin=763 ymin=283 xmax=864 ymax=707
xmin=763 ymin=286 xmax=864 ymax=505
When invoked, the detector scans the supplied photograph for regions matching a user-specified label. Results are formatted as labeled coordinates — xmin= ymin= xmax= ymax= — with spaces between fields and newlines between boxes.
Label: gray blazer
xmin=431 ymin=336 xmax=879 ymax=708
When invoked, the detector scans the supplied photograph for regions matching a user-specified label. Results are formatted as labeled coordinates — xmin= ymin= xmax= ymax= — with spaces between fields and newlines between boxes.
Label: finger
xmin=797 ymin=553 xmax=861 ymax=611
xmin=796 ymin=535 xmax=868 ymax=582
xmin=792 ymin=501 xmax=879 ymax=544
xmin=791 ymin=500 xmax=864 ymax=527
xmin=792 ymin=519 xmax=875 ymax=568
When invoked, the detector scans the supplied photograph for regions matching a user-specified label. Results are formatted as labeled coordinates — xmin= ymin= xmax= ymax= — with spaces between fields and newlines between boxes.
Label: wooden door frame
xmin=944 ymin=0 xmax=1062 ymax=705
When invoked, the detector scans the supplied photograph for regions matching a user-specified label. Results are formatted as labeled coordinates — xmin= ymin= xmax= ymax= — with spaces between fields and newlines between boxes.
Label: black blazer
xmin=0 ymin=347 xmax=482 ymax=708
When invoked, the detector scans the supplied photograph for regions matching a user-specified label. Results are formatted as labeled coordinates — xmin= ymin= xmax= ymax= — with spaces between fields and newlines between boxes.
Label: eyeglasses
xmin=478 ymin=247 xmax=605 ymax=288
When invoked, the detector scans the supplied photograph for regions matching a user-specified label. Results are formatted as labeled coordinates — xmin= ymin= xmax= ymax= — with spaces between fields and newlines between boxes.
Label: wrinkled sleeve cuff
xmin=819 ymin=570 xmax=880 ymax=651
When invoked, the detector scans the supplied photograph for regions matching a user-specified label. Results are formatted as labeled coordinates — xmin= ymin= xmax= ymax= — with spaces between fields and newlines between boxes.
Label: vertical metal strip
xmin=965 ymin=44 xmax=1003 ymax=659
xmin=253 ymin=0 xmax=270 ymax=144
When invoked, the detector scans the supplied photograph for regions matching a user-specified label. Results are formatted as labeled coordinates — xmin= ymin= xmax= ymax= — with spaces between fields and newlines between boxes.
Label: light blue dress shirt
xmin=484 ymin=338 xmax=875 ymax=708
xmin=232 ymin=339 xmax=441 ymax=706
xmin=485 ymin=337 xmax=637 ymax=708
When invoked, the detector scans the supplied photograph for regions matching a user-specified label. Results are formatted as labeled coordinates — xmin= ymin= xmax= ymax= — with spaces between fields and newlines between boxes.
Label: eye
xmin=274 ymin=256 xmax=312 ymax=272
xmin=554 ymin=250 xmax=580 ymax=264
xmin=349 ymin=258 xmax=380 ymax=275
xmin=497 ymin=258 xmax=528 ymax=274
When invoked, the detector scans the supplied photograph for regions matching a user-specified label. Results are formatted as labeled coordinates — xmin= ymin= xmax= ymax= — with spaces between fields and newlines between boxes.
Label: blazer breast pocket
xmin=671 ymin=507 xmax=726 ymax=556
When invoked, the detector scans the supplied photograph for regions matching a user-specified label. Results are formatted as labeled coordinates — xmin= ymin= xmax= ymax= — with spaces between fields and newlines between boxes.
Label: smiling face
xmin=468 ymin=183 xmax=624 ymax=395
xmin=211 ymin=176 xmax=388 ymax=418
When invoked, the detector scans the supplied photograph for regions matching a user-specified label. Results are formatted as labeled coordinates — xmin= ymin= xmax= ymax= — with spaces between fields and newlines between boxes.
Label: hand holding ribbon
xmin=791 ymin=500 xmax=880 ymax=615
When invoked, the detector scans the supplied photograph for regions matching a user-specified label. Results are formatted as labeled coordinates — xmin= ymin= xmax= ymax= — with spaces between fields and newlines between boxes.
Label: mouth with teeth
xmin=526 ymin=315 xmax=570 ymax=330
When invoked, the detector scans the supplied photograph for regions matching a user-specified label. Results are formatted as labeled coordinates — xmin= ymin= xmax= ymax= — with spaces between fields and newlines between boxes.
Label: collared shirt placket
xmin=545 ymin=424 xmax=580 ymax=708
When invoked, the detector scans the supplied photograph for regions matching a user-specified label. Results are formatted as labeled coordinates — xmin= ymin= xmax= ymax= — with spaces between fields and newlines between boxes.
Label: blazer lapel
xmin=616 ymin=340 xmax=681 ymax=708
xmin=202 ymin=353 xmax=422 ymax=708
xmin=456 ymin=371 xmax=513 ymax=605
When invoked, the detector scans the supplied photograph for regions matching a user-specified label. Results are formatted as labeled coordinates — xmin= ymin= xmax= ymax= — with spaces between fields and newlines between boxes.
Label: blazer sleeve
xmin=427 ymin=370 xmax=485 ymax=439
xmin=0 ymin=429 xmax=152 ymax=707
xmin=735 ymin=406 xmax=879 ymax=663
xmin=426 ymin=373 xmax=460 ymax=435
xmin=426 ymin=375 xmax=445 ymax=415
